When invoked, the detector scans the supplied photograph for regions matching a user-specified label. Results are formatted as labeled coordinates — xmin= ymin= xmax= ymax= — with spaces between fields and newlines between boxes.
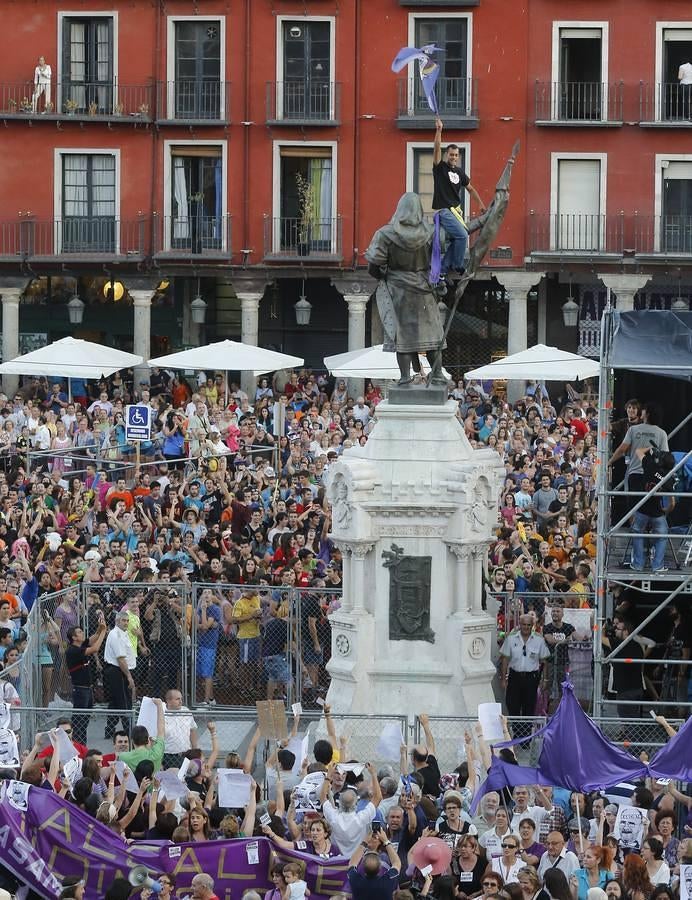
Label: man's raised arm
xmin=433 ymin=117 xmax=443 ymax=165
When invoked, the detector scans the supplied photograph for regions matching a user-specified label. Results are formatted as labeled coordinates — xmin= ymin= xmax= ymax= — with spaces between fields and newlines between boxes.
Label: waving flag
xmin=392 ymin=44 xmax=442 ymax=114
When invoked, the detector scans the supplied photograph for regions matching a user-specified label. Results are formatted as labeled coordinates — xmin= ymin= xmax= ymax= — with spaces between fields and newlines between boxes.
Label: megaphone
xmin=128 ymin=866 xmax=163 ymax=893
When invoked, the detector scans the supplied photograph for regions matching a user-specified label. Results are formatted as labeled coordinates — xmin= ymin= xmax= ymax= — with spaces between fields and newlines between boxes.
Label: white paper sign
xmin=177 ymin=757 xmax=191 ymax=782
xmin=336 ymin=763 xmax=364 ymax=777
xmin=137 ymin=697 xmax=159 ymax=737
xmin=158 ymin=769 xmax=189 ymax=802
xmin=376 ymin=722 xmax=404 ymax=761
xmin=0 ymin=729 xmax=20 ymax=768
xmin=54 ymin=728 xmax=78 ymax=764
xmin=478 ymin=703 xmax=504 ymax=741
xmin=114 ymin=761 xmax=140 ymax=793
xmin=287 ymin=729 xmax=310 ymax=776
xmin=613 ymin=805 xmax=647 ymax=850
xmin=217 ymin=769 xmax=252 ymax=808
xmin=291 ymin=702 xmax=303 ymax=717
xmin=680 ymin=865 xmax=692 ymax=900
xmin=63 ymin=755 xmax=83 ymax=785
xmin=246 ymin=841 xmax=260 ymax=865
xmin=0 ymin=703 xmax=10 ymax=731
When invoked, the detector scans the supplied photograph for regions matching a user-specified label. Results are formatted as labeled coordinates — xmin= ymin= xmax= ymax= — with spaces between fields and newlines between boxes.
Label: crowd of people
xmin=1 ymin=704 xmax=691 ymax=900
xmin=0 ymin=371 xmax=688 ymax=738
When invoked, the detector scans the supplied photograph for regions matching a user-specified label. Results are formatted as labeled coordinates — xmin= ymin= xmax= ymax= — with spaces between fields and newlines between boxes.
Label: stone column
xmin=238 ymin=291 xmax=261 ymax=399
xmin=332 ymin=278 xmax=376 ymax=400
xmin=495 ymin=271 xmax=544 ymax=402
xmin=446 ymin=543 xmax=472 ymax=614
xmin=130 ymin=290 xmax=154 ymax=388
xmin=1 ymin=288 xmax=22 ymax=398
xmin=598 ymin=274 xmax=650 ymax=311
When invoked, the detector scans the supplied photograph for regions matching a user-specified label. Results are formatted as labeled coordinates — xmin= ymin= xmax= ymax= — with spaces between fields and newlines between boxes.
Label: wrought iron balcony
xmin=153 ymin=215 xmax=232 ymax=258
xmin=534 ymin=81 xmax=623 ymax=124
xmin=266 ymin=81 xmax=340 ymax=125
xmin=0 ymin=81 xmax=154 ymax=120
xmin=527 ymin=214 xmax=626 ymax=255
xmin=640 ymin=82 xmax=692 ymax=125
xmin=0 ymin=218 xmax=149 ymax=259
xmin=263 ymin=216 xmax=342 ymax=261
xmin=156 ymin=80 xmax=230 ymax=123
xmin=396 ymin=76 xmax=478 ymax=128
xmin=634 ymin=215 xmax=692 ymax=255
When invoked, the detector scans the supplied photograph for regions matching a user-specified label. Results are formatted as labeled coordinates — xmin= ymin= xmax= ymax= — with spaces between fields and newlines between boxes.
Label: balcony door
xmin=414 ymin=18 xmax=469 ymax=115
xmin=662 ymin=162 xmax=692 ymax=253
xmin=174 ymin=20 xmax=221 ymax=119
xmin=171 ymin=150 xmax=222 ymax=253
xmin=279 ymin=149 xmax=333 ymax=253
xmin=62 ymin=154 xmax=116 ymax=252
xmin=62 ymin=17 xmax=113 ymax=113
xmin=282 ymin=21 xmax=331 ymax=119
xmin=559 ymin=28 xmax=602 ymax=120
xmin=662 ymin=30 xmax=692 ymax=120
xmin=556 ymin=158 xmax=601 ymax=251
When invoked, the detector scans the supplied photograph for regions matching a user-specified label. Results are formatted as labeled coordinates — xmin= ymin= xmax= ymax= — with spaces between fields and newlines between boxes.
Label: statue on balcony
xmin=31 ymin=55 xmax=52 ymax=113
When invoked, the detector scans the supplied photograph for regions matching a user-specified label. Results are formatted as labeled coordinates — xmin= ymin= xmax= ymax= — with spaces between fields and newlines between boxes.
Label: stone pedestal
xmin=325 ymin=399 xmax=504 ymax=718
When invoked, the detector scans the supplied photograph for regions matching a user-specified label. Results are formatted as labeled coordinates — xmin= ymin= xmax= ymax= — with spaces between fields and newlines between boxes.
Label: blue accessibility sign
xmin=125 ymin=404 xmax=152 ymax=442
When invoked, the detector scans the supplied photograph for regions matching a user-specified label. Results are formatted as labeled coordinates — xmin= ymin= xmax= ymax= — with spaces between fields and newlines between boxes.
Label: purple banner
xmin=0 ymin=783 xmax=350 ymax=900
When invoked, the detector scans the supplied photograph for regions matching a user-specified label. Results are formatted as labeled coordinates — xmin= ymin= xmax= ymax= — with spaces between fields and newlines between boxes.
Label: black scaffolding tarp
xmin=609 ymin=310 xmax=692 ymax=380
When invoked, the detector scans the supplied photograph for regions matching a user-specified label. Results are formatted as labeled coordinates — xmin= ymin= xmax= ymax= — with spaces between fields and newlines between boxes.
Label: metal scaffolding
xmin=593 ymin=306 xmax=692 ymax=715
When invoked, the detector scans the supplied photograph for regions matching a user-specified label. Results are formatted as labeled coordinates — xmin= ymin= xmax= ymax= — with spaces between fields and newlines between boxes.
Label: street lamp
xmin=190 ymin=294 xmax=207 ymax=325
xmin=562 ymin=278 xmax=579 ymax=327
xmin=67 ymin=295 xmax=85 ymax=325
xmin=103 ymin=280 xmax=125 ymax=301
xmin=295 ymin=280 xmax=312 ymax=326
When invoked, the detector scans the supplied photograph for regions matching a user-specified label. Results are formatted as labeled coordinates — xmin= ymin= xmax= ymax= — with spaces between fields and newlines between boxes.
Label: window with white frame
xmin=61 ymin=15 xmax=114 ymax=113
xmin=280 ymin=20 xmax=332 ymax=119
xmin=412 ymin=16 xmax=471 ymax=115
xmin=170 ymin=146 xmax=224 ymax=252
xmin=658 ymin=27 xmax=692 ymax=120
xmin=61 ymin=153 xmax=116 ymax=252
xmin=278 ymin=146 xmax=334 ymax=252
xmin=553 ymin=23 xmax=607 ymax=120
xmin=661 ymin=161 xmax=692 ymax=253
xmin=555 ymin=157 xmax=603 ymax=251
xmin=172 ymin=19 xmax=222 ymax=119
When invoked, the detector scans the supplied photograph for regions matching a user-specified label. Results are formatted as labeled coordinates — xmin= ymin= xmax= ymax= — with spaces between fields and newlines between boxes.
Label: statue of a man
xmin=365 ymin=193 xmax=446 ymax=386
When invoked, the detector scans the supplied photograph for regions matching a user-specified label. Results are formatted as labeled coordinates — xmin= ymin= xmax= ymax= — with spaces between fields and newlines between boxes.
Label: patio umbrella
xmin=149 ymin=340 xmax=304 ymax=403
xmin=464 ymin=344 xmax=600 ymax=382
xmin=0 ymin=336 xmax=143 ymax=381
xmin=324 ymin=344 xmax=451 ymax=381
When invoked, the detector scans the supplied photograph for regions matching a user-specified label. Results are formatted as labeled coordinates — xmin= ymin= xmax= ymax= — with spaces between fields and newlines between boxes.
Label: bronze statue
xmin=365 ymin=142 xmax=519 ymax=389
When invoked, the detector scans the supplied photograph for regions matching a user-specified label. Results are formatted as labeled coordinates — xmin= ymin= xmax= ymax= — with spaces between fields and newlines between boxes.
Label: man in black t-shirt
xmin=543 ymin=606 xmax=575 ymax=708
xmin=432 ymin=117 xmax=486 ymax=283
xmin=65 ymin=613 xmax=107 ymax=744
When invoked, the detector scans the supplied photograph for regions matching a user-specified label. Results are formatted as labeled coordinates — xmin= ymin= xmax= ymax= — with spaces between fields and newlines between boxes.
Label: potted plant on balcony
xmin=64 ymin=98 xmax=78 ymax=115
xmin=295 ymin=172 xmax=315 ymax=257
xmin=19 ymin=97 xmax=32 ymax=113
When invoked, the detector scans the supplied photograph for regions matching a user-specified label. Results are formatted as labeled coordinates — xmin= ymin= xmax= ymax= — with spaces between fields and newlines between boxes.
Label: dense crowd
xmin=1 ymin=706 xmax=691 ymax=900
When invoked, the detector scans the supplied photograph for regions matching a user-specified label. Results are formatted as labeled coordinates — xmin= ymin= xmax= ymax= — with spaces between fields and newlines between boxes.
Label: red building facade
xmin=0 ymin=0 xmax=689 ymax=389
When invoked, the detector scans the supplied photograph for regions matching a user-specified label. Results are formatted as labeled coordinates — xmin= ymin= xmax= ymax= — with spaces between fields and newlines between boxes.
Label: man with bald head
xmin=409 ymin=712 xmax=441 ymax=798
xmin=537 ymin=831 xmax=580 ymax=880
xmin=191 ymin=874 xmax=218 ymax=900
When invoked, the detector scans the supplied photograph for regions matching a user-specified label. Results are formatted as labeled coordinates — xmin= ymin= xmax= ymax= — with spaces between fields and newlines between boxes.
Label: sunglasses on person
xmin=483 ymin=883 xmax=500 ymax=889
xmin=501 ymin=843 xmax=518 ymax=849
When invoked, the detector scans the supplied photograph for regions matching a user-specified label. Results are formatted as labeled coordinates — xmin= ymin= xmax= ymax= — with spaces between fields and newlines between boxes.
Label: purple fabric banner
xmin=648 ymin=713 xmax=692 ymax=781
xmin=0 ymin=782 xmax=350 ymax=900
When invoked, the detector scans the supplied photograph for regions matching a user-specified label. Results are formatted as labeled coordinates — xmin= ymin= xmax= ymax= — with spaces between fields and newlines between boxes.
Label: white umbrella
xmin=325 ymin=344 xmax=451 ymax=381
xmin=0 ymin=336 xmax=143 ymax=380
xmin=464 ymin=344 xmax=600 ymax=382
xmin=149 ymin=340 xmax=303 ymax=378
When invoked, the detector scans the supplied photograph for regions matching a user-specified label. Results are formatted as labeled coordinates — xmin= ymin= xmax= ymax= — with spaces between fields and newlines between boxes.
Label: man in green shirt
xmin=118 ymin=697 xmax=166 ymax=772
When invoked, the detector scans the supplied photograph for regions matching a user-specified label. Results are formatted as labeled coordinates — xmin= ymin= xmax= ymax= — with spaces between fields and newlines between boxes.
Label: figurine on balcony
xmin=31 ymin=55 xmax=52 ymax=113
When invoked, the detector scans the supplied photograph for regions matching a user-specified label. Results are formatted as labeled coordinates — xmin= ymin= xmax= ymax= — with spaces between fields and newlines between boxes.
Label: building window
xmin=557 ymin=26 xmax=604 ymax=120
xmin=61 ymin=16 xmax=114 ymax=112
xmin=662 ymin=161 xmax=692 ymax=252
xmin=554 ymin=156 xmax=605 ymax=251
xmin=413 ymin=17 xmax=470 ymax=115
xmin=171 ymin=148 xmax=223 ymax=252
xmin=281 ymin=20 xmax=331 ymax=119
xmin=660 ymin=28 xmax=692 ymax=120
xmin=62 ymin=154 xmax=116 ymax=252
xmin=174 ymin=20 xmax=222 ymax=118
xmin=277 ymin=147 xmax=334 ymax=254
xmin=411 ymin=145 xmax=468 ymax=216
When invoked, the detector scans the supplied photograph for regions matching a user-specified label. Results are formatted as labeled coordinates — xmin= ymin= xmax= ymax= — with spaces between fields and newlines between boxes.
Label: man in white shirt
xmin=679 ymin=61 xmax=692 ymax=118
xmin=537 ymin=831 xmax=580 ymax=880
xmin=163 ymin=688 xmax=198 ymax=769
xmin=104 ymin=611 xmax=136 ymax=739
xmin=321 ymin=771 xmax=382 ymax=857
xmin=510 ymin=785 xmax=548 ymax=832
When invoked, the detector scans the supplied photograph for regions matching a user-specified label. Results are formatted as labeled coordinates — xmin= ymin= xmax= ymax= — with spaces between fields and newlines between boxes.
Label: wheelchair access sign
xmin=125 ymin=404 xmax=152 ymax=442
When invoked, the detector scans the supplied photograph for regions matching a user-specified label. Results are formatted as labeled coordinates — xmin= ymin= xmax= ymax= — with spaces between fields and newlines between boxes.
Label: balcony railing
xmin=634 ymin=215 xmax=692 ymax=255
xmin=0 ymin=218 xmax=148 ymax=259
xmin=0 ymin=81 xmax=153 ymax=120
xmin=640 ymin=82 xmax=692 ymax=124
xmin=396 ymin=76 xmax=478 ymax=127
xmin=154 ymin=215 xmax=231 ymax=258
xmin=266 ymin=81 xmax=340 ymax=124
xmin=264 ymin=216 xmax=342 ymax=260
xmin=534 ymin=81 xmax=623 ymax=123
xmin=156 ymin=80 xmax=230 ymax=122
xmin=528 ymin=214 xmax=625 ymax=255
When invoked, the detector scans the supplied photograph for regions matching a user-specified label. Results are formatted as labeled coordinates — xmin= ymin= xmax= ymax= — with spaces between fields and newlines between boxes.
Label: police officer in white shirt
xmin=104 ymin=611 xmax=136 ymax=739
xmin=500 ymin=616 xmax=550 ymax=731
